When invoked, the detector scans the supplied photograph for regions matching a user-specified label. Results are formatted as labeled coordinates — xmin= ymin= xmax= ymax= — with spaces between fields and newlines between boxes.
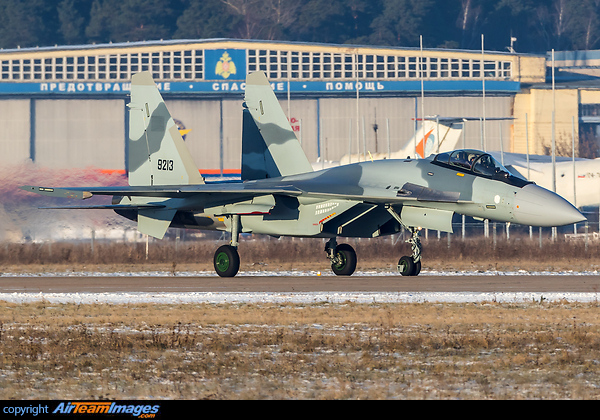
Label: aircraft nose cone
xmin=514 ymin=184 xmax=586 ymax=227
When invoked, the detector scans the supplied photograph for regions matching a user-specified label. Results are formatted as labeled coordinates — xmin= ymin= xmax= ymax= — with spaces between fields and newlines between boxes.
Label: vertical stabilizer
xmin=244 ymin=71 xmax=313 ymax=177
xmin=241 ymin=107 xmax=271 ymax=180
xmin=126 ymin=71 xmax=203 ymax=239
xmin=128 ymin=71 xmax=204 ymax=186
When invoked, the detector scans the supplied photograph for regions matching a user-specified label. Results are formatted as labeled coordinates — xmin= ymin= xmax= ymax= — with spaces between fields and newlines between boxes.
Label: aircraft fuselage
xmin=132 ymin=153 xmax=583 ymax=239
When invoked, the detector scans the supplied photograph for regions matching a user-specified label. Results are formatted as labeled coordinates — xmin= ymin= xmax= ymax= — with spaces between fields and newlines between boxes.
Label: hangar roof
xmin=0 ymin=39 xmax=545 ymax=96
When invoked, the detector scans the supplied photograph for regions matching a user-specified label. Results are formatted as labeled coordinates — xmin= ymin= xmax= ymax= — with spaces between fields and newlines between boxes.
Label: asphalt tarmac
xmin=1 ymin=274 xmax=599 ymax=294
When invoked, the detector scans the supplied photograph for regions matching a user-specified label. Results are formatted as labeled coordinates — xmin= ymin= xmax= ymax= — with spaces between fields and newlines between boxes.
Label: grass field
xmin=1 ymin=301 xmax=600 ymax=399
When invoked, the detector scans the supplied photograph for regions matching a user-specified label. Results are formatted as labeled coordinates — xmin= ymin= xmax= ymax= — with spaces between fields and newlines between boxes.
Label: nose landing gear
xmin=385 ymin=206 xmax=423 ymax=276
xmin=398 ymin=228 xmax=422 ymax=276
xmin=397 ymin=227 xmax=422 ymax=276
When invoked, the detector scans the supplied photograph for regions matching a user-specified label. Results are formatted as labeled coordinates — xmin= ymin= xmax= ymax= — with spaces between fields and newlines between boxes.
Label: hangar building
xmin=0 ymin=38 xmax=584 ymax=176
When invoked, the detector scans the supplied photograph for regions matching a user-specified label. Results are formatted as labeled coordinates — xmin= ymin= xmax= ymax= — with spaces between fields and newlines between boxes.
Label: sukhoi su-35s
xmin=21 ymin=71 xmax=586 ymax=277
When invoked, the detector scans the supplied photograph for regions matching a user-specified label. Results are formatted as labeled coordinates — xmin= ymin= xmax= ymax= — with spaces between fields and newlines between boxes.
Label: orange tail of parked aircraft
xmin=335 ymin=117 xmax=465 ymax=165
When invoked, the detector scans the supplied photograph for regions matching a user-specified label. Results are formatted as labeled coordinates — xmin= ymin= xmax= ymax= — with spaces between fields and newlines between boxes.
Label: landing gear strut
xmin=325 ymin=238 xmax=357 ymax=276
xmin=385 ymin=206 xmax=422 ymax=276
xmin=213 ymin=214 xmax=241 ymax=277
xmin=397 ymin=227 xmax=422 ymax=276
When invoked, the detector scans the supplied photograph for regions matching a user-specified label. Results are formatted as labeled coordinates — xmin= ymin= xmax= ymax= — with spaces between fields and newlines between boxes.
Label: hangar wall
xmin=512 ymin=89 xmax=579 ymax=156
xmin=0 ymin=99 xmax=30 ymax=165
xmin=34 ymin=99 xmax=125 ymax=169
xmin=0 ymin=95 xmax=515 ymax=171
xmin=316 ymin=96 xmax=513 ymax=162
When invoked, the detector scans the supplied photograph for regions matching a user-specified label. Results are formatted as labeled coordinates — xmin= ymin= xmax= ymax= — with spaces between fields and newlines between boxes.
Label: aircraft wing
xmin=21 ymin=178 xmax=468 ymax=238
xmin=20 ymin=183 xmax=304 ymax=200
xmin=21 ymin=179 xmax=469 ymax=206
xmin=38 ymin=204 xmax=167 ymax=210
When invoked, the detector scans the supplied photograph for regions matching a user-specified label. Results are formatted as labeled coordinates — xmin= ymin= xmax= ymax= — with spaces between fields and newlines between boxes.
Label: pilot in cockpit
xmin=451 ymin=151 xmax=470 ymax=169
xmin=473 ymin=154 xmax=496 ymax=176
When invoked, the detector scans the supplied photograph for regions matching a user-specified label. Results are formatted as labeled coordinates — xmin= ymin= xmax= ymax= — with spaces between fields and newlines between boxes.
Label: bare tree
xmin=262 ymin=0 xmax=300 ymax=40
xmin=553 ymin=0 xmax=568 ymax=49
xmin=571 ymin=0 xmax=600 ymax=50
xmin=220 ymin=0 xmax=265 ymax=39
xmin=220 ymin=0 xmax=300 ymax=40
xmin=457 ymin=0 xmax=483 ymax=49
xmin=534 ymin=0 xmax=582 ymax=50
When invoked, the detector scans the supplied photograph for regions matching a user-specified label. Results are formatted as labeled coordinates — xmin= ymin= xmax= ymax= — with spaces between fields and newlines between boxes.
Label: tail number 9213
xmin=158 ymin=159 xmax=174 ymax=171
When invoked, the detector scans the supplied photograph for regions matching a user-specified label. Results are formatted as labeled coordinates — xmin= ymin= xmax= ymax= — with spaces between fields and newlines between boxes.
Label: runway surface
xmin=1 ymin=273 xmax=599 ymax=293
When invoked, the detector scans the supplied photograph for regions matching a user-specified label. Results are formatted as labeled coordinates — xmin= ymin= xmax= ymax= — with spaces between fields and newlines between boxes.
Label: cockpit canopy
xmin=433 ymin=149 xmax=531 ymax=187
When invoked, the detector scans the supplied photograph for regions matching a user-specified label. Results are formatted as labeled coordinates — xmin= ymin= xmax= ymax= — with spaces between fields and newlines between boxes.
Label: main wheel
xmin=398 ymin=255 xmax=417 ymax=276
xmin=213 ymin=245 xmax=240 ymax=277
xmin=331 ymin=243 xmax=357 ymax=276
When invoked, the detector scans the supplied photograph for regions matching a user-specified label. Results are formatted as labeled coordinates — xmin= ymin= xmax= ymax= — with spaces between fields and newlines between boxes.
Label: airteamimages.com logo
xmin=2 ymin=401 xmax=161 ymax=418
xmin=53 ymin=402 xmax=160 ymax=417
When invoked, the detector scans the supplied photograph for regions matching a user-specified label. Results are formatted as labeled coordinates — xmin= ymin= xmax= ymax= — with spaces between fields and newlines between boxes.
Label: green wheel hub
xmin=215 ymin=252 xmax=230 ymax=272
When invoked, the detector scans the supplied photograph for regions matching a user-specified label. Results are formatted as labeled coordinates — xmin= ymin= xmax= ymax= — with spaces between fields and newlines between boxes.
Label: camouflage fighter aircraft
xmin=21 ymin=71 xmax=586 ymax=277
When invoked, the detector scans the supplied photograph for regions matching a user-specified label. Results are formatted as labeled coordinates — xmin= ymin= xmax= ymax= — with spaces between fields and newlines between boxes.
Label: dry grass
xmin=1 ymin=235 xmax=599 ymax=274
xmin=2 ymin=301 xmax=600 ymax=399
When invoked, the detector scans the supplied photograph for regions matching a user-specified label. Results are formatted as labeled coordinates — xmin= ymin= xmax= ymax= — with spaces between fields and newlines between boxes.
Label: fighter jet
xmin=20 ymin=71 xmax=586 ymax=277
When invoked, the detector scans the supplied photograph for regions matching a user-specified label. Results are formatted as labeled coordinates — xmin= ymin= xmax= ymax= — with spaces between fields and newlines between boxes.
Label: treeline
xmin=1 ymin=0 xmax=599 ymax=53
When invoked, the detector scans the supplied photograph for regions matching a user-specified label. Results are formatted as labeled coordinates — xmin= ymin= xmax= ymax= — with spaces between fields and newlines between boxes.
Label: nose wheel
xmin=398 ymin=227 xmax=422 ymax=276
xmin=398 ymin=255 xmax=421 ymax=276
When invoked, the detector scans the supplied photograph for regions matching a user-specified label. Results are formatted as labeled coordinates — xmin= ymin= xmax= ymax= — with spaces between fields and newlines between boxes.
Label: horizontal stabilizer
xmin=20 ymin=186 xmax=92 ymax=200
xmin=38 ymin=204 xmax=166 ymax=210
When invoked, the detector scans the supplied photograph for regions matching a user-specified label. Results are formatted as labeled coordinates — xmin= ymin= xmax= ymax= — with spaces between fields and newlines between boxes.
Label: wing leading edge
xmin=19 ymin=184 xmax=304 ymax=200
xmin=20 ymin=181 xmax=468 ymax=206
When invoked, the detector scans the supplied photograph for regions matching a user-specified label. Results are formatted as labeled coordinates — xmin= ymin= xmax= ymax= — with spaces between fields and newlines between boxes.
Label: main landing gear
xmin=324 ymin=238 xmax=357 ymax=276
xmin=214 ymin=215 xmax=241 ymax=278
